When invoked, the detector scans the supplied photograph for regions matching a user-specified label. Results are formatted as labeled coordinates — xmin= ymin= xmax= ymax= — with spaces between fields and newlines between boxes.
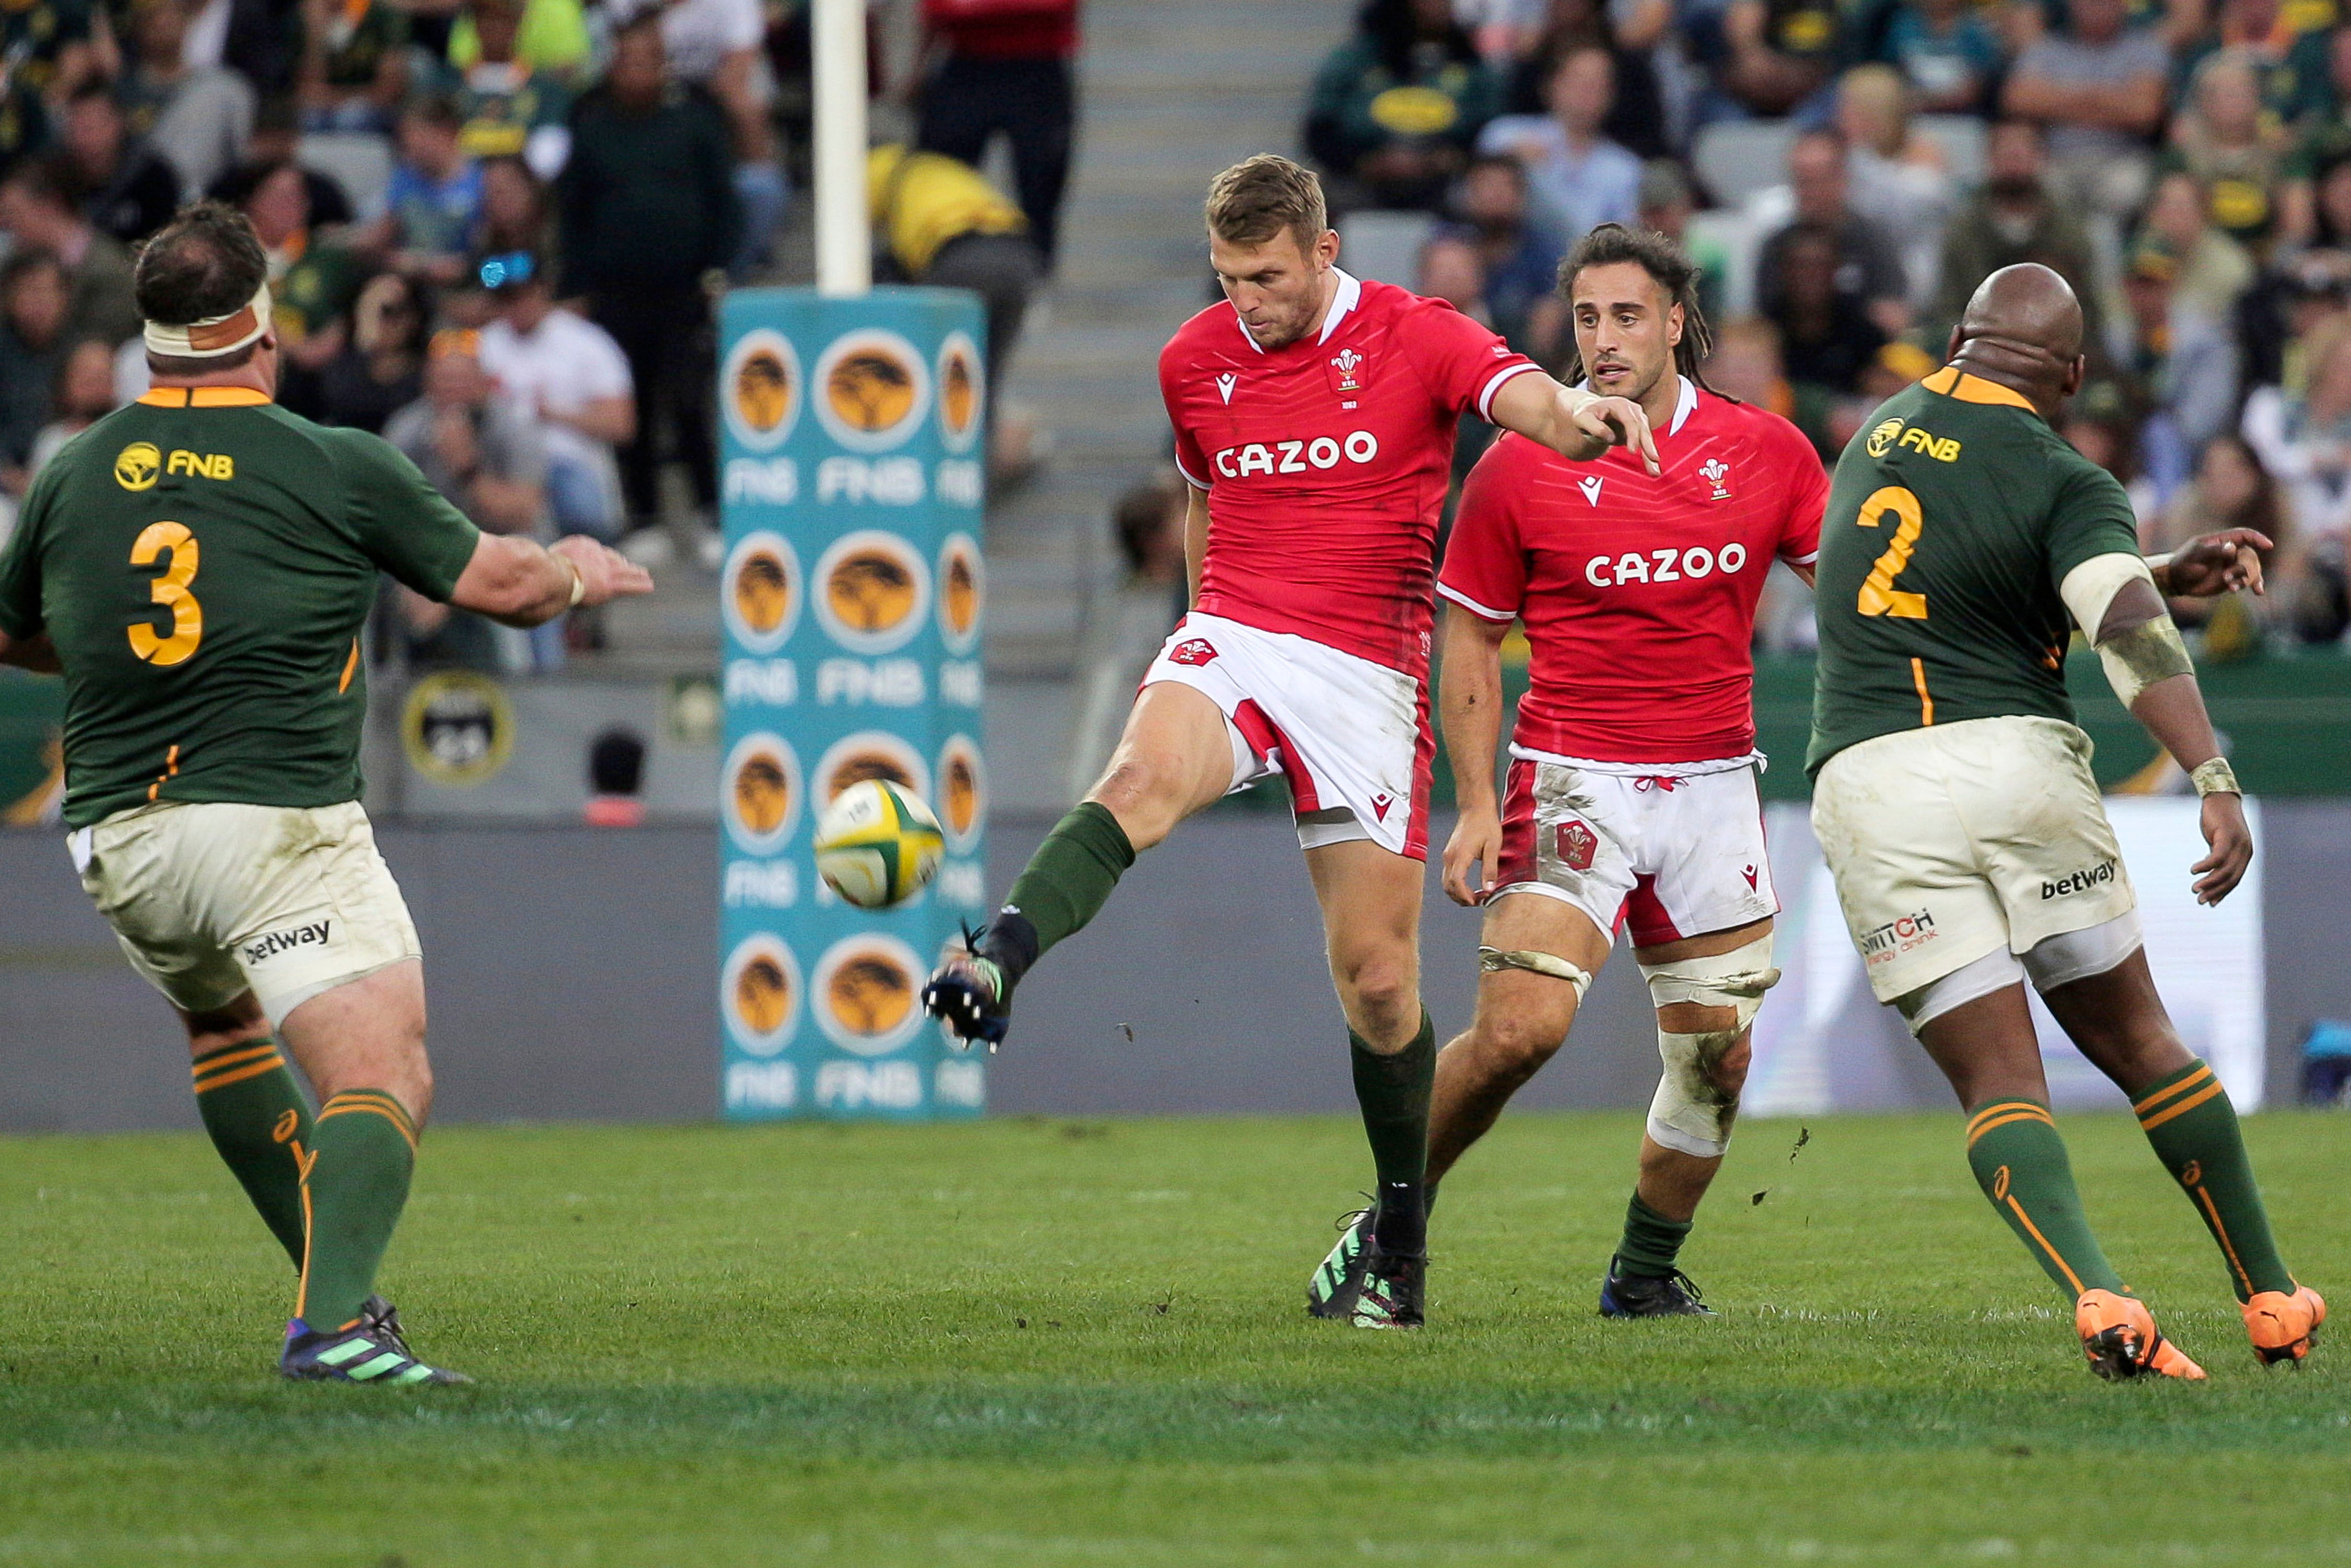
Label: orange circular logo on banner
xmin=938 ymin=533 xmax=982 ymax=653
xmin=723 ymin=329 xmax=801 ymax=451
xmin=813 ymin=934 xmax=926 ymax=1055
xmin=937 ymin=734 xmax=984 ymax=849
xmin=814 ymin=530 xmax=931 ymax=654
xmin=724 ymin=934 xmax=802 ymax=1055
xmin=937 ymin=330 xmax=983 ymax=452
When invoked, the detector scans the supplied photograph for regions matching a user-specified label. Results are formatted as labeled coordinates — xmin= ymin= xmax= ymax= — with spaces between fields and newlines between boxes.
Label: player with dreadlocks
xmin=1311 ymin=223 xmax=1829 ymax=1317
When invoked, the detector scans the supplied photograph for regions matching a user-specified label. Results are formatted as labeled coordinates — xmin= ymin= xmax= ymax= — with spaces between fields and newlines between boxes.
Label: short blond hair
xmin=1205 ymin=154 xmax=1328 ymax=256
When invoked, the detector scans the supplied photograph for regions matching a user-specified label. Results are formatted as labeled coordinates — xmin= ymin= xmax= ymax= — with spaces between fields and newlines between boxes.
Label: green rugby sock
xmin=1615 ymin=1192 xmax=1692 ymax=1278
xmin=299 ymin=1091 xmax=417 ymax=1331
xmin=991 ymin=801 xmax=1136 ymax=981
xmin=191 ymin=1038 xmax=313 ymax=1271
xmin=1965 ymin=1100 xmax=2125 ymax=1300
xmin=2133 ymin=1059 xmax=2295 ymax=1301
xmin=1352 ymin=1011 xmax=1436 ymax=1255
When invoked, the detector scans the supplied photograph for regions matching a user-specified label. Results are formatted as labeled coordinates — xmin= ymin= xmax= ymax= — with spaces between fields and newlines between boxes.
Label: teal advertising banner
xmin=716 ymin=286 xmax=988 ymax=1121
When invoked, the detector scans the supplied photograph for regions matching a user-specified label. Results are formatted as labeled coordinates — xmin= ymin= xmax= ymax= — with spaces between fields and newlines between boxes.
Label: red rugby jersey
xmin=1438 ymin=378 xmax=1827 ymax=765
xmin=1159 ymin=271 xmax=1539 ymax=675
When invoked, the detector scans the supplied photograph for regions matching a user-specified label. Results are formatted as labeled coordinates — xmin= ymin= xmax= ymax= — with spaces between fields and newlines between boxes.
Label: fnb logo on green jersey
xmin=1867 ymin=418 xmax=1962 ymax=464
xmin=113 ymin=442 xmax=235 ymax=489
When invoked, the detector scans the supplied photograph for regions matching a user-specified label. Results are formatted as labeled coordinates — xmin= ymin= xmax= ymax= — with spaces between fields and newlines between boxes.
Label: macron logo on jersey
xmin=1577 ymin=476 xmax=1604 ymax=507
xmin=1216 ymin=372 xmax=1238 ymax=404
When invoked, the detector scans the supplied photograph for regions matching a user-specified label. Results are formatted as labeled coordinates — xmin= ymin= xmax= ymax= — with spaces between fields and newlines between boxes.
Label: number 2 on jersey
xmin=1853 ymin=485 xmax=1926 ymax=619
xmin=127 ymin=520 xmax=202 ymax=665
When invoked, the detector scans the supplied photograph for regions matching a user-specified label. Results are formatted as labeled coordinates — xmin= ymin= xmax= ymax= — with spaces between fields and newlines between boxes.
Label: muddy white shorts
xmin=1493 ymin=752 xmax=1778 ymax=946
xmin=1810 ymin=715 xmax=2136 ymax=1003
xmin=1143 ymin=611 xmax=1434 ymax=860
xmin=72 ymin=800 xmax=423 ymax=1026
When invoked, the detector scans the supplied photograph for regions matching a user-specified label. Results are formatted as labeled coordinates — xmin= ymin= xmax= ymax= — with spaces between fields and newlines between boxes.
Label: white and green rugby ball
xmin=813 ymin=779 xmax=946 ymax=909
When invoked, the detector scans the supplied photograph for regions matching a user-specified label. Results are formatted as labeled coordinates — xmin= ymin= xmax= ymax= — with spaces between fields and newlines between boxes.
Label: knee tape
xmin=1477 ymin=944 xmax=1591 ymax=999
xmin=1638 ymin=933 xmax=1780 ymax=1158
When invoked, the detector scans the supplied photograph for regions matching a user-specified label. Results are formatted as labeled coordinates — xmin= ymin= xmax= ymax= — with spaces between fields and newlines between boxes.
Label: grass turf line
xmin=2 ymin=1109 xmax=2346 ymax=1566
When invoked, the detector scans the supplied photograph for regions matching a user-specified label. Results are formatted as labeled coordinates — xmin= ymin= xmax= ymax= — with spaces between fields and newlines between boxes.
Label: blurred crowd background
xmin=1261 ymin=0 xmax=2351 ymax=653
xmin=0 ymin=0 xmax=2337 ymax=672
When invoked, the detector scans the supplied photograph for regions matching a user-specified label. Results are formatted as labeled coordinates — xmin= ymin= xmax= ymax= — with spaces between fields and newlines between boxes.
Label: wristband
xmin=2190 ymin=757 xmax=2241 ymax=797
xmin=564 ymin=559 xmax=587 ymax=607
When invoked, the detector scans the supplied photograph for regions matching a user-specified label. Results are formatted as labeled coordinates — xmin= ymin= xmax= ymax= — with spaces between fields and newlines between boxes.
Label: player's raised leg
xmin=2041 ymin=947 xmax=2324 ymax=1364
xmin=1302 ymin=837 xmax=1435 ymax=1328
xmin=1600 ymin=916 xmax=1777 ymax=1317
xmin=923 ymin=680 xmax=1235 ymax=1047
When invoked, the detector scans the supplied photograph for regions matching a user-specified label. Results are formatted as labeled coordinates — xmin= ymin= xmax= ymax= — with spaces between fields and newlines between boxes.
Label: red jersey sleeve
xmin=1437 ymin=437 xmax=1529 ymax=622
xmin=1399 ymin=298 xmax=1541 ymax=423
xmin=1774 ymin=419 xmax=1829 ymax=566
xmin=1157 ymin=338 xmax=1211 ymax=489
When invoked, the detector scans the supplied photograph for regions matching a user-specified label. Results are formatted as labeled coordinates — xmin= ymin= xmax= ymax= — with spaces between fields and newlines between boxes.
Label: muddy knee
xmin=1639 ymin=934 xmax=1779 ymax=1158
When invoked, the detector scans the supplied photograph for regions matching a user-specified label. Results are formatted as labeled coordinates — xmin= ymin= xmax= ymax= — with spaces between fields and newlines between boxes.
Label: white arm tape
xmin=2058 ymin=551 xmax=2158 ymax=642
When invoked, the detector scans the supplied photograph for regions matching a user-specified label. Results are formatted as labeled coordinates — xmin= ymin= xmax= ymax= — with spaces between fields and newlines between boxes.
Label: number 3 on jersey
xmin=128 ymin=520 xmax=202 ymax=665
xmin=1853 ymin=485 xmax=1926 ymax=619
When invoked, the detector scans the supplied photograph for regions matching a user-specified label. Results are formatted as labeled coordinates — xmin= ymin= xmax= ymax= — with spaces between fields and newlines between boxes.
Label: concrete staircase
xmin=594 ymin=0 xmax=1359 ymax=813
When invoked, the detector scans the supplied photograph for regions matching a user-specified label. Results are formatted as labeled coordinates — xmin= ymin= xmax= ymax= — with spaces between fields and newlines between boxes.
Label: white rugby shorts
xmin=72 ymin=800 xmax=423 ymax=1025
xmin=1493 ymin=753 xmax=1777 ymax=946
xmin=1142 ymin=611 xmax=1434 ymax=859
xmin=1810 ymin=715 xmax=2137 ymax=1003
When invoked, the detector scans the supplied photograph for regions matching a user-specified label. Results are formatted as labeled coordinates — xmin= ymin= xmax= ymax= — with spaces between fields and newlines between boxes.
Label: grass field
xmin=3 ymin=1108 xmax=2348 ymax=1566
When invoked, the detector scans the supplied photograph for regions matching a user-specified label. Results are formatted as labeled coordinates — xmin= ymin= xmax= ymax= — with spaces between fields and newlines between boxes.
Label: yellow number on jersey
xmin=1854 ymin=485 xmax=1927 ymax=619
xmin=127 ymin=520 xmax=202 ymax=666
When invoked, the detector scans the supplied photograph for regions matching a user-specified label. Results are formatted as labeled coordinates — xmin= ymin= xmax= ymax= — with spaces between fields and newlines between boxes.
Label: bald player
xmin=1807 ymin=264 xmax=2323 ymax=1380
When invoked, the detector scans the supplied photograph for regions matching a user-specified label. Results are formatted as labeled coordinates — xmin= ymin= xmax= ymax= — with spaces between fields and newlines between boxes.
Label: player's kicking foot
xmin=1599 ymin=1256 xmax=1714 ymax=1318
xmin=2244 ymin=1284 xmax=2326 ymax=1366
xmin=2076 ymin=1289 xmax=2205 ymax=1381
xmin=1307 ymin=1206 xmax=1375 ymax=1320
xmin=922 ymin=952 xmax=1011 ymax=1052
xmin=281 ymin=1315 xmax=472 ymax=1386
xmin=1351 ymin=1238 xmax=1425 ymax=1329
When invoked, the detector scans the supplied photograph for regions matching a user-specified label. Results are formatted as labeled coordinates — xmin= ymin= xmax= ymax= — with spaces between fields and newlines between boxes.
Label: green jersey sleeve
xmin=330 ymin=426 xmax=483 ymax=601
xmin=0 ymin=461 xmax=58 ymax=638
xmin=2042 ymin=449 xmax=2143 ymax=596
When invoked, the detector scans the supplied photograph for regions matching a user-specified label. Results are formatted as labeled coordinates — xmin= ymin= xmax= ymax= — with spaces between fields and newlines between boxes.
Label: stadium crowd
xmin=0 ymin=0 xmax=1074 ymax=671
xmin=1298 ymin=0 xmax=2351 ymax=649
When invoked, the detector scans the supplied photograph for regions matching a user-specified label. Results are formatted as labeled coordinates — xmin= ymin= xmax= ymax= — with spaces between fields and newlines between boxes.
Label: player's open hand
xmin=2191 ymin=789 xmax=2253 ymax=906
xmin=551 ymin=534 xmax=656 ymax=607
xmin=1442 ymin=803 xmax=1504 ymax=907
xmin=1570 ymin=394 xmax=1660 ymax=476
xmin=2165 ymin=529 xmax=2271 ymax=599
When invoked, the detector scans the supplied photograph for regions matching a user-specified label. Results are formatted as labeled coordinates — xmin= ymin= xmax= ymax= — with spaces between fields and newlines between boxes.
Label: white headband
xmin=143 ymin=283 xmax=272 ymax=359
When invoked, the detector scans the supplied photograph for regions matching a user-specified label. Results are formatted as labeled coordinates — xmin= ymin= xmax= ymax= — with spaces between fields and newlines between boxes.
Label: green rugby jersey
xmin=1806 ymin=366 xmax=2140 ymax=776
xmin=0 ymin=386 xmax=481 ymax=827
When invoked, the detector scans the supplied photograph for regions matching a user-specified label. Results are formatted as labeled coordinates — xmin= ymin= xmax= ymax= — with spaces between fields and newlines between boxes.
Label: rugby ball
xmin=813 ymin=779 xmax=945 ymax=908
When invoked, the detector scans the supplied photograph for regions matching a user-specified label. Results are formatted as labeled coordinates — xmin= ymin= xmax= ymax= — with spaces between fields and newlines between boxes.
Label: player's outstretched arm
xmin=2065 ymin=561 xmax=2251 ymax=905
xmin=0 ymin=628 xmax=57 ymax=672
xmin=1438 ymin=603 xmax=1512 ymax=907
xmin=2151 ymin=528 xmax=2272 ymax=599
xmin=449 ymin=533 xmax=655 ymax=629
xmin=1487 ymin=371 xmax=1660 ymax=475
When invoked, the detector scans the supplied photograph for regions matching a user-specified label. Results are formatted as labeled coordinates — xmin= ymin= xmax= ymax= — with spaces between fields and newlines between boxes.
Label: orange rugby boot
xmin=2244 ymin=1285 xmax=2326 ymax=1366
xmin=2077 ymin=1289 xmax=2207 ymax=1382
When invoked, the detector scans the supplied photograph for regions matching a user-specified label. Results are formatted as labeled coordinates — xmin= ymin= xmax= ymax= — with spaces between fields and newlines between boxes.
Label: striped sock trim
xmin=1965 ymin=1101 xmax=2053 ymax=1147
xmin=191 ymin=1040 xmax=285 ymax=1093
xmin=2135 ymin=1063 xmax=2225 ymax=1131
xmin=317 ymin=1091 xmax=418 ymax=1153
